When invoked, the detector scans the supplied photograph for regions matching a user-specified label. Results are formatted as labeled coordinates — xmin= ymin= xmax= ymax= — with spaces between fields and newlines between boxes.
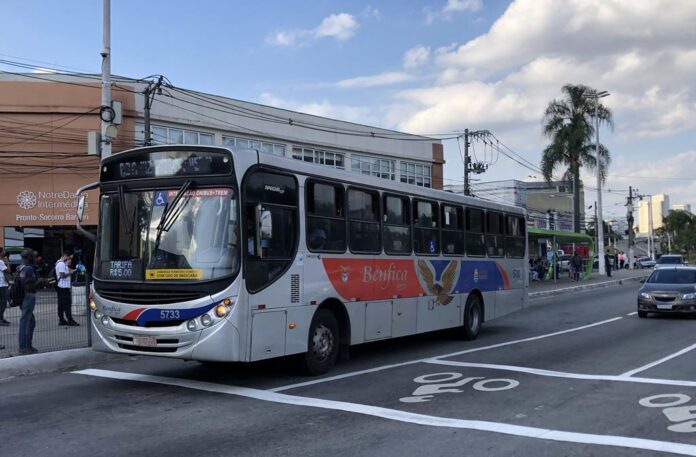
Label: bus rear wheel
xmin=462 ymin=294 xmax=483 ymax=340
xmin=302 ymin=309 xmax=339 ymax=376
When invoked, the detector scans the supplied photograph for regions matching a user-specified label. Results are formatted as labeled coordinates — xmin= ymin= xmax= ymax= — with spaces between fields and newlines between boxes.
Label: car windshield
xmin=95 ymin=187 xmax=239 ymax=281
xmin=658 ymin=256 xmax=683 ymax=264
xmin=647 ymin=269 xmax=696 ymax=284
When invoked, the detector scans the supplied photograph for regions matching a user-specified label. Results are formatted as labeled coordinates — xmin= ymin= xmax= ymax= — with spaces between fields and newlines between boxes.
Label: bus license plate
xmin=657 ymin=304 xmax=673 ymax=310
xmin=134 ymin=336 xmax=157 ymax=347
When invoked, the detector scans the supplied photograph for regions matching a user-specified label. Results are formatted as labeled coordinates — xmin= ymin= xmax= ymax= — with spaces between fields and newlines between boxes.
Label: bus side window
xmin=348 ymin=188 xmax=381 ymax=254
xmin=383 ymin=195 xmax=411 ymax=255
xmin=413 ymin=200 xmax=439 ymax=255
xmin=486 ymin=212 xmax=505 ymax=257
xmin=306 ymin=181 xmax=346 ymax=253
xmin=441 ymin=204 xmax=464 ymax=255
xmin=465 ymin=208 xmax=485 ymax=256
xmin=505 ymin=215 xmax=526 ymax=258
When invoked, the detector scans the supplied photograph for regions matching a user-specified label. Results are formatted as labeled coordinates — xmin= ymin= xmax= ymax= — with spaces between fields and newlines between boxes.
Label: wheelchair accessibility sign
xmin=154 ymin=191 xmax=168 ymax=206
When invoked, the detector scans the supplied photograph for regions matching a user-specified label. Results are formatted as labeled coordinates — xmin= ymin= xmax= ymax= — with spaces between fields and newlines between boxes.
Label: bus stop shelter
xmin=528 ymin=228 xmax=595 ymax=282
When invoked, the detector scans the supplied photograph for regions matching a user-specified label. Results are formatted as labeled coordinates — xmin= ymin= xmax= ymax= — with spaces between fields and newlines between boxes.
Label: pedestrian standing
xmin=619 ymin=251 xmax=626 ymax=269
xmin=0 ymin=248 xmax=10 ymax=326
xmin=572 ymin=252 xmax=582 ymax=282
xmin=17 ymin=249 xmax=46 ymax=355
xmin=55 ymin=250 xmax=78 ymax=326
xmin=604 ymin=252 xmax=612 ymax=277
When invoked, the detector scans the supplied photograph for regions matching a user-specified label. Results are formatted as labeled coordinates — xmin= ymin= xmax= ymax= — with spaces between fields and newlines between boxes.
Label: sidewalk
xmin=529 ymin=268 xmax=649 ymax=299
xmin=0 ymin=288 xmax=90 ymax=358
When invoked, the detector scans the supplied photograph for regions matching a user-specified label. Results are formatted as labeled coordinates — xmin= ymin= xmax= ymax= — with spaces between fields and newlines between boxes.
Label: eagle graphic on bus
xmin=417 ymin=260 xmax=458 ymax=306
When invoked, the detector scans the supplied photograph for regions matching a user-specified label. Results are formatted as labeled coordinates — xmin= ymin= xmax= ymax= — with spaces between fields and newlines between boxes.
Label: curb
xmin=529 ymin=274 xmax=648 ymax=300
xmin=0 ymin=348 xmax=127 ymax=381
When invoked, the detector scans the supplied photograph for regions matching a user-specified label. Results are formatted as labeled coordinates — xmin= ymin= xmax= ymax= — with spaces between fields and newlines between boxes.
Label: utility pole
xmin=648 ymin=197 xmax=654 ymax=259
xmin=627 ymin=186 xmax=635 ymax=269
xmin=143 ymin=76 xmax=164 ymax=146
xmin=100 ymin=0 xmax=112 ymax=159
xmin=463 ymin=129 xmax=470 ymax=196
xmin=594 ymin=201 xmax=598 ymax=257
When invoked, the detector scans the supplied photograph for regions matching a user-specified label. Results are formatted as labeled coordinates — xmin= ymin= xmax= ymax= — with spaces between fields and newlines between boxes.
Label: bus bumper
xmin=90 ymin=313 xmax=242 ymax=362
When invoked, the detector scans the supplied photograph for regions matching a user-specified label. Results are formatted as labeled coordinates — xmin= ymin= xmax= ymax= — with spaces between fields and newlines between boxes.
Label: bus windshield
xmin=95 ymin=187 xmax=239 ymax=282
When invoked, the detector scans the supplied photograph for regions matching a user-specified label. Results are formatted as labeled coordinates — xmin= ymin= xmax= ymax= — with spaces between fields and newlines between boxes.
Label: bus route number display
xmin=104 ymin=151 xmax=231 ymax=180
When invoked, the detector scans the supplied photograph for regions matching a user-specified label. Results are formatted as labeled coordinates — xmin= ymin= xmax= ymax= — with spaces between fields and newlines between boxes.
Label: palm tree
xmin=541 ymin=84 xmax=613 ymax=233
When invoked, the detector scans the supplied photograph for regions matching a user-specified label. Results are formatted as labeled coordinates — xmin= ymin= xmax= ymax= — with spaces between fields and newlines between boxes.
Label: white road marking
xmin=270 ymin=316 xmax=623 ymax=392
xmin=622 ymin=342 xmax=696 ymax=377
xmin=75 ymin=368 xmax=696 ymax=457
xmin=425 ymin=360 xmax=696 ymax=388
xmin=627 ymin=311 xmax=638 ymax=316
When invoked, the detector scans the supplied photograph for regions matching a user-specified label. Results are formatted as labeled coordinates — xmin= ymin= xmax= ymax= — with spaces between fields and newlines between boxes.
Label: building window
xmin=350 ymin=155 xmax=395 ymax=180
xmin=400 ymin=161 xmax=432 ymax=188
xmin=136 ymin=123 xmax=214 ymax=146
xmin=222 ymin=136 xmax=286 ymax=156
xmin=292 ymin=147 xmax=345 ymax=169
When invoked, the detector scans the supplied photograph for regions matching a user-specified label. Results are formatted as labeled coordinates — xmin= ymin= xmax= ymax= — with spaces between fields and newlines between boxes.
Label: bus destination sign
xmin=102 ymin=150 xmax=231 ymax=181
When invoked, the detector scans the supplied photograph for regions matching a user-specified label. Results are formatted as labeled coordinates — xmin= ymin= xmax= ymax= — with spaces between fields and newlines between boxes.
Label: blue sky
xmin=2 ymin=0 xmax=696 ymax=221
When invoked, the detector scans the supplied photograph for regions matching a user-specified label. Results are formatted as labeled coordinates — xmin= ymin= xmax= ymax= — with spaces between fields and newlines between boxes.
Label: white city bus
xmin=77 ymin=145 xmax=528 ymax=374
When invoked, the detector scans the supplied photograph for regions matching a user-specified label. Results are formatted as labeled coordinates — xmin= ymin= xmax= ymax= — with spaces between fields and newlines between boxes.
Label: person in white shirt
xmin=56 ymin=250 xmax=78 ymax=326
xmin=0 ymin=248 xmax=9 ymax=335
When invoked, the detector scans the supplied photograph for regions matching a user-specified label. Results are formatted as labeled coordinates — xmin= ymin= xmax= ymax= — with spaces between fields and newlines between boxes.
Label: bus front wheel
xmin=302 ymin=309 xmax=339 ymax=376
xmin=462 ymin=294 xmax=483 ymax=340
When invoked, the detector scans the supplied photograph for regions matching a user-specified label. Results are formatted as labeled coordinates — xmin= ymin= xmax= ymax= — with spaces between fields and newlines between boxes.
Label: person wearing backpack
xmin=17 ymin=249 xmax=47 ymax=355
xmin=55 ymin=250 xmax=78 ymax=326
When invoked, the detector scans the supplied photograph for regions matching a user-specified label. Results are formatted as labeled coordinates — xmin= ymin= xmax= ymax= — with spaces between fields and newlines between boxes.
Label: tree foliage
xmin=659 ymin=210 xmax=696 ymax=254
xmin=541 ymin=84 xmax=614 ymax=233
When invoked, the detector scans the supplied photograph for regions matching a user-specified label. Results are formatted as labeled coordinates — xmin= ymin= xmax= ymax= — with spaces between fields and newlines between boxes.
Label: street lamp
xmin=585 ymin=90 xmax=610 ymax=274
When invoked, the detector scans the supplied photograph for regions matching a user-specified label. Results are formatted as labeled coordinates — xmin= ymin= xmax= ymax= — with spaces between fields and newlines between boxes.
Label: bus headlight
xmin=95 ymin=310 xmax=104 ymax=320
xmin=214 ymin=297 xmax=235 ymax=318
xmin=200 ymin=314 xmax=213 ymax=327
xmin=89 ymin=300 xmax=97 ymax=311
xmin=215 ymin=304 xmax=230 ymax=318
xmin=186 ymin=319 xmax=198 ymax=331
xmin=100 ymin=315 xmax=110 ymax=326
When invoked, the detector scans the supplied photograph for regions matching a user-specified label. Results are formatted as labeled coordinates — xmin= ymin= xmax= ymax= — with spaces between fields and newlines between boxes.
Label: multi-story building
xmin=638 ymin=194 xmax=670 ymax=234
xmin=0 ymin=73 xmax=442 ymax=265
xmin=444 ymin=179 xmax=585 ymax=232
xmin=672 ymin=203 xmax=692 ymax=213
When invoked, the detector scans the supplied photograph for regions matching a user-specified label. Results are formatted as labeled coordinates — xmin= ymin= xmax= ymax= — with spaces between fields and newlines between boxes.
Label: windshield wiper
xmin=118 ymin=185 xmax=139 ymax=251
xmin=152 ymin=181 xmax=192 ymax=254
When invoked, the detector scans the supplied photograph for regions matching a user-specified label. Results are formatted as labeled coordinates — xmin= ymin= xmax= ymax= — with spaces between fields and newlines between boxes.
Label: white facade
xmin=134 ymin=82 xmax=442 ymax=188
xmin=638 ymin=194 xmax=670 ymax=234
xmin=672 ymin=203 xmax=692 ymax=212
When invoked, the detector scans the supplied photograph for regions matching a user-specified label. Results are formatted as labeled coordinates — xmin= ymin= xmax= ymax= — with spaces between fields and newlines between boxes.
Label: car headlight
xmin=639 ymin=292 xmax=652 ymax=299
xmin=682 ymin=293 xmax=696 ymax=300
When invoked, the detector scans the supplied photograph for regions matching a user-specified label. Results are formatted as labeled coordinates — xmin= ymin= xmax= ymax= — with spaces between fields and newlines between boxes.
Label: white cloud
xmin=403 ymin=46 xmax=431 ymax=69
xmin=425 ymin=0 xmax=482 ymax=23
xmin=267 ymin=13 xmax=358 ymax=47
xmin=31 ymin=67 xmax=57 ymax=74
xmin=259 ymin=92 xmax=380 ymax=125
xmin=611 ymin=150 xmax=696 ymax=209
xmin=335 ymin=71 xmax=416 ymax=89
xmin=315 ymin=13 xmax=358 ymax=40
xmin=361 ymin=5 xmax=381 ymax=20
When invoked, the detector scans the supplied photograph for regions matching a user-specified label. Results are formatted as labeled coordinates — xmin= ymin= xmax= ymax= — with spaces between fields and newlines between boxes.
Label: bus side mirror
xmin=77 ymin=194 xmax=86 ymax=223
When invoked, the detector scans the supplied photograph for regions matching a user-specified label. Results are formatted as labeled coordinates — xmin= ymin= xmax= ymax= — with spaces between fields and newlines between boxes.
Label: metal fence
xmin=0 ymin=282 xmax=91 ymax=358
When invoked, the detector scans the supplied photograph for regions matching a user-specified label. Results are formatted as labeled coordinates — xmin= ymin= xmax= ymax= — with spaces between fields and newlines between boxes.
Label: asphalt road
xmin=4 ymin=283 xmax=696 ymax=457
